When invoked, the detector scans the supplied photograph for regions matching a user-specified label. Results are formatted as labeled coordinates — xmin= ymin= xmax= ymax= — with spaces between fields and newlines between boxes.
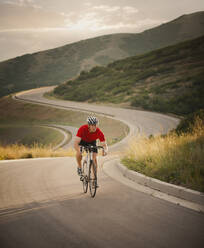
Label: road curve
xmin=15 ymin=86 xmax=180 ymax=151
xmin=0 ymin=87 xmax=203 ymax=248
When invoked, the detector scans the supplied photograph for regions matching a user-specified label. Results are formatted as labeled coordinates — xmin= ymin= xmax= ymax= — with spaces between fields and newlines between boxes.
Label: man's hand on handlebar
xmin=102 ymin=149 xmax=108 ymax=156
xmin=100 ymin=141 xmax=108 ymax=156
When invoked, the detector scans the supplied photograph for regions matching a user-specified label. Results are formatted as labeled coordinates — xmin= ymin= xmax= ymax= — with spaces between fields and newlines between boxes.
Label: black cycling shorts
xmin=79 ymin=140 xmax=98 ymax=153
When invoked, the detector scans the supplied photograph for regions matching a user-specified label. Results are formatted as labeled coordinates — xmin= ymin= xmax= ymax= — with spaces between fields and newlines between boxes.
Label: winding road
xmin=0 ymin=87 xmax=203 ymax=248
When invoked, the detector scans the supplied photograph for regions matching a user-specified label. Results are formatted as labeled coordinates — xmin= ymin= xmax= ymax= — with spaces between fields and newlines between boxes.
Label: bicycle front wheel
xmin=82 ymin=160 xmax=88 ymax=193
xmin=89 ymin=161 xmax=97 ymax=198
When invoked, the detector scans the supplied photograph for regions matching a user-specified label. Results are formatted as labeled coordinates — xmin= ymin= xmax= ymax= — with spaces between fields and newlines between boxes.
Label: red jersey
xmin=76 ymin=124 xmax=105 ymax=142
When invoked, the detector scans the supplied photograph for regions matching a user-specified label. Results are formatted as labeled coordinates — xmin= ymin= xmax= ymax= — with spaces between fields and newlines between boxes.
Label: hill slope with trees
xmin=0 ymin=11 xmax=204 ymax=98
xmin=53 ymin=35 xmax=204 ymax=116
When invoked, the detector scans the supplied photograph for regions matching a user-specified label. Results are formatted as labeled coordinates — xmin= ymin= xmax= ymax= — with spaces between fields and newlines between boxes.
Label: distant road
xmin=0 ymin=87 xmax=203 ymax=248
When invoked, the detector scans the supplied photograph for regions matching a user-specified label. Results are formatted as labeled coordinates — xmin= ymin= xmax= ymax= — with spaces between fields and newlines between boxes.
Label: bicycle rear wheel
xmin=89 ymin=161 xmax=97 ymax=198
xmin=82 ymin=160 xmax=88 ymax=193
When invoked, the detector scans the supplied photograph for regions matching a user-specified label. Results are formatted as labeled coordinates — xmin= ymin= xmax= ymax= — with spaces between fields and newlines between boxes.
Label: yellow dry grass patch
xmin=122 ymin=117 xmax=204 ymax=192
xmin=0 ymin=144 xmax=75 ymax=160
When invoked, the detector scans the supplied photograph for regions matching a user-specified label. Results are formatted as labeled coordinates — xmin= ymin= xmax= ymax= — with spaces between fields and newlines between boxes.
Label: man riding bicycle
xmin=74 ymin=116 xmax=108 ymax=178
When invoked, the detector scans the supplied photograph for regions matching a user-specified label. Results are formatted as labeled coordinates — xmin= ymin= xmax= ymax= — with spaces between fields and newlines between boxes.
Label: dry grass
xmin=122 ymin=117 xmax=204 ymax=192
xmin=0 ymin=144 xmax=75 ymax=160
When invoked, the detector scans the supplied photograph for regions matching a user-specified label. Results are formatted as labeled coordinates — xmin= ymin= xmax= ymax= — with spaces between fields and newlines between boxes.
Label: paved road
xmin=1 ymin=157 xmax=204 ymax=248
xmin=0 ymin=87 xmax=203 ymax=248
xmin=44 ymin=124 xmax=78 ymax=149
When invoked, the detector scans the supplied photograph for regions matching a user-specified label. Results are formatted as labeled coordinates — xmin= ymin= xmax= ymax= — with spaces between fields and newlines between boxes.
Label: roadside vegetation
xmin=122 ymin=110 xmax=204 ymax=192
xmin=53 ymin=35 xmax=204 ymax=116
xmin=0 ymin=144 xmax=74 ymax=160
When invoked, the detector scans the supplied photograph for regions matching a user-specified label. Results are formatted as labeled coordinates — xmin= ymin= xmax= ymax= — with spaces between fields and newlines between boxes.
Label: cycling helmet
xmin=87 ymin=116 xmax=99 ymax=125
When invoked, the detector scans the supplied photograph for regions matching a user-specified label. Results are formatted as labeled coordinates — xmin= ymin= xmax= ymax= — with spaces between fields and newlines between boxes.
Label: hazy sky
xmin=0 ymin=0 xmax=204 ymax=61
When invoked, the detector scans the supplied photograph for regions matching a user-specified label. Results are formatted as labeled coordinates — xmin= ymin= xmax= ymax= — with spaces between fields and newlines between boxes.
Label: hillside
xmin=0 ymin=11 xmax=204 ymax=98
xmin=53 ymin=35 xmax=204 ymax=116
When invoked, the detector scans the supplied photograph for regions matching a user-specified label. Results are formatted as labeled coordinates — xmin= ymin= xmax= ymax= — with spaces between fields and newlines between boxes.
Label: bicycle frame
xmin=81 ymin=146 xmax=94 ymax=164
xmin=80 ymin=145 xmax=104 ymax=197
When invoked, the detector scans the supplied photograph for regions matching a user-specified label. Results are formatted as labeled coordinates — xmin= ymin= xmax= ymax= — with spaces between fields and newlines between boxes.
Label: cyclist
xmin=74 ymin=116 xmax=108 ymax=177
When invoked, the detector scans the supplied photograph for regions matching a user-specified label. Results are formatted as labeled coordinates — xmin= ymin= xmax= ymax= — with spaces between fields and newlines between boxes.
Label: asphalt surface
xmin=0 ymin=87 xmax=203 ymax=248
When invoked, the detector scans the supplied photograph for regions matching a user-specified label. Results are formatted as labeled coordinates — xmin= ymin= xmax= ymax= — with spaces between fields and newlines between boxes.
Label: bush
xmin=175 ymin=109 xmax=204 ymax=134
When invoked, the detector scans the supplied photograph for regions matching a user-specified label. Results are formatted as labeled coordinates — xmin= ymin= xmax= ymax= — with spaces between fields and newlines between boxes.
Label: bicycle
xmin=80 ymin=145 xmax=104 ymax=198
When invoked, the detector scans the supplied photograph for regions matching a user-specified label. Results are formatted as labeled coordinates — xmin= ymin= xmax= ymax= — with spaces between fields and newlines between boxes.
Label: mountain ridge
xmin=0 ymin=11 xmax=204 ymax=98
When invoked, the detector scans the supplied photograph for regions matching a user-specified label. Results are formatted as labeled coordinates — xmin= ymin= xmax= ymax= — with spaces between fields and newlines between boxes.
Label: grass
xmin=0 ymin=144 xmax=75 ymax=160
xmin=0 ymin=125 xmax=68 ymax=147
xmin=122 ymin=117 xmax=204 ymax=192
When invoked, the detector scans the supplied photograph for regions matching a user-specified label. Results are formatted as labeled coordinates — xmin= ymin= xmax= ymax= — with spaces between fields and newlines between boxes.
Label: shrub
xmin=175 ymin=109 xmax=204 ymax=134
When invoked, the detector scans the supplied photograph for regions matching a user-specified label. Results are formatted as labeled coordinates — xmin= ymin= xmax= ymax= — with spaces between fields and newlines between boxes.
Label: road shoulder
xmin=103 ymin=156 xmax=204 ymax=213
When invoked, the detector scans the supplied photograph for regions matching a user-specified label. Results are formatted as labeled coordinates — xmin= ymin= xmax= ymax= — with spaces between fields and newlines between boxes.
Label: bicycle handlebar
xmin=80 ymin=145 xmax=104 ymax=152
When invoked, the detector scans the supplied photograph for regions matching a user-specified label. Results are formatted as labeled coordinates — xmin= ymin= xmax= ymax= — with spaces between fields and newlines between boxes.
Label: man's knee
xmin=76 ymin=152 xmax=82 ymax=159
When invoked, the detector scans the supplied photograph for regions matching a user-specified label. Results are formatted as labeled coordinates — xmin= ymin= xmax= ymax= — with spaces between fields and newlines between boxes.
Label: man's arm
xmin=100 ymin=141 xmax=108 ymax=156
xmin=74 ymin=136 xmax=81 ymax=153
